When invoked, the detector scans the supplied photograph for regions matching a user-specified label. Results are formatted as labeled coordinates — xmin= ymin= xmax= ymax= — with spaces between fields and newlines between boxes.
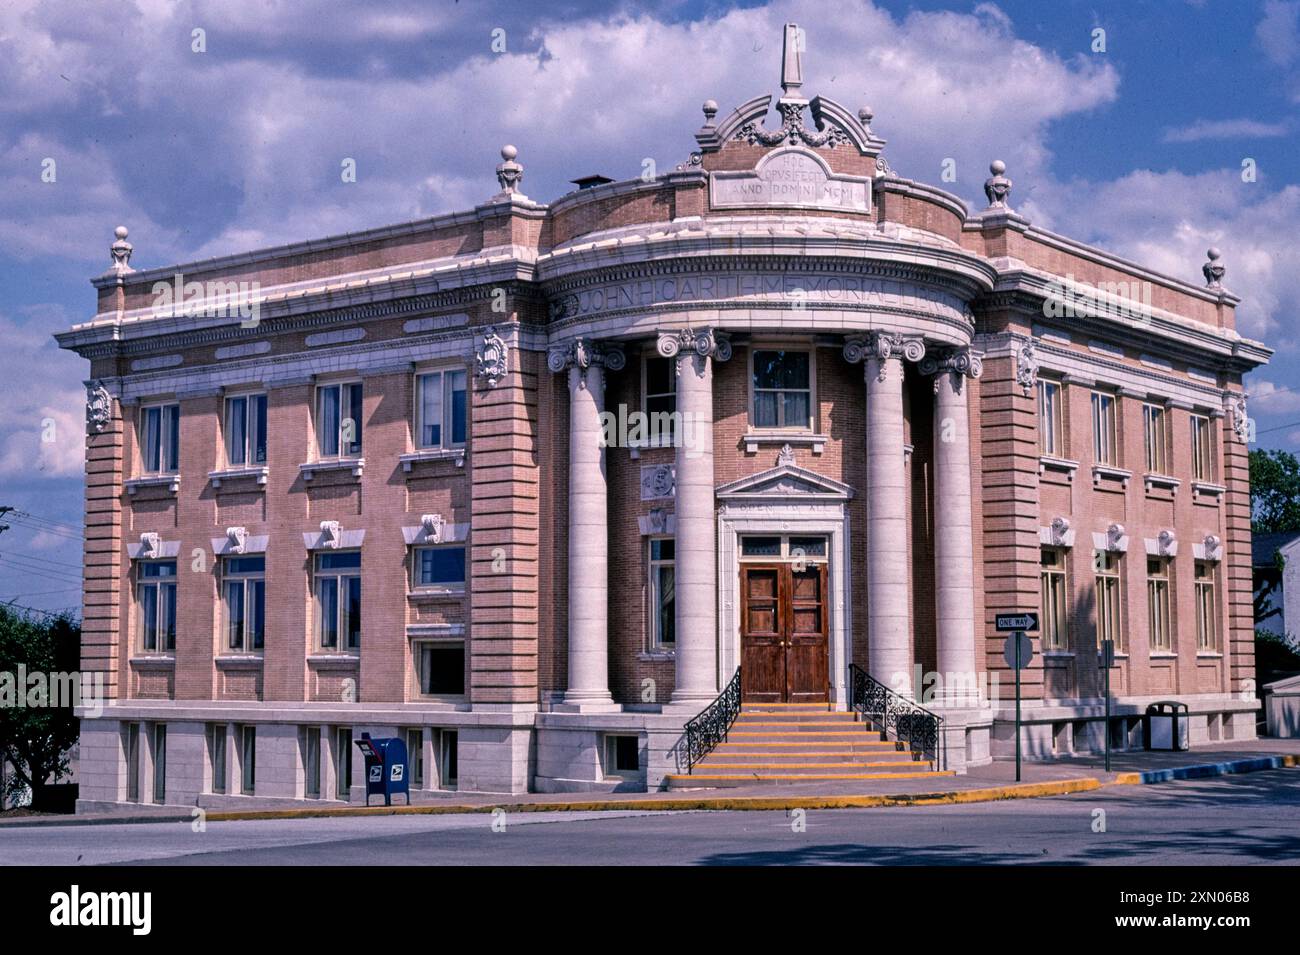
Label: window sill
xmin=125 ymin=474 xmax=180 ymax=495
xmin=743 ymin=431 xmax=826 ymax=455
xmin=209 ymin=465 xmax=269 ymax=488
xmin=1041 ymin=651 xmax=1074 ymax=658
xmin=1196 ymin=652 xmax=1224 ymax=659
xmin=299 ymin=457 xmax=364 ymax=481
xmin=1091 ymin=464 xmax=1132 ymax=488
xmin=129 ymin=654 xmax=176 ymax=667
xmin=1192 ymin=481 xmax=1226 ymax=499
xmin=1039 ymin=455 xmax=1079 ymax=480
xmin=638 ymin=650 xmax=676 ymax=662
xmin=399 ymin=448 xmax=466 ymax=471
xmin=1149 ymin=652 xmax=1178 ymax=660
xmin=1143 ymin=473 xmax=1181 ymax=494
xmin=407 ymin=588 xmax=467 ymax=600
xmin=307 ymin=653 xmax=360 ymax=666
xmin=215 ymin=654 xmax=265 ymax=667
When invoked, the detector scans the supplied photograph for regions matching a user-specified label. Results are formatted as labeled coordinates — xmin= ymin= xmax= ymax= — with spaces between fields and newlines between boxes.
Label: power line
xmin=0 ymin=557 xmax=84 ymax=585
xmin=13 ymin=510 xmax=83 ymax=536
xmin=0 ymin=598 xmax=80 ymax=620
xmin=0 ymin=551 xmax=82 ymax=571
xmin=7 ymin=515 xmax=83 ymax=542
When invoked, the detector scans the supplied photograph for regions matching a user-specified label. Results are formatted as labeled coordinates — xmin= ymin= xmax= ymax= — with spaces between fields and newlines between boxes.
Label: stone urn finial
xmin=984 ymin=160 xmax=1012 ymax=209
xmin=1203 ymin=247 xmax=1225 ymax=289
xmin=495 ymin=144 xmax=524 ymax=197
xmin=109 ymin=225 xmax=134 ymax=274
xmin=702 ymin=100 xmax=718 ymax=126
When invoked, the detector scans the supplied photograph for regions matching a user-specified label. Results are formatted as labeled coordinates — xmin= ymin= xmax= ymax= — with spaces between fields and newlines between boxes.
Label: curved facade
xmin=60 ymin=26 xmax=1270 ymax=805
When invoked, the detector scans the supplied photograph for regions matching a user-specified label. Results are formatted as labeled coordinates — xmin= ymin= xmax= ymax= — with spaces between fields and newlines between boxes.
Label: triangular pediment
xmin=716 ymin=464 xmax=853 ymax=500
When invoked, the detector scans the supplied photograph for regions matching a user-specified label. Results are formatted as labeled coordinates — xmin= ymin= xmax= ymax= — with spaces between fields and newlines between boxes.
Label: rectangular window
xmin=1143 ymin=403 xmax=1167 ymax=474
xmin=1195 ymin=561 xmax=1218 ymax=652
xmin=209 ymin=724 xmax=227 ymax=794
xmin=1091 ymin=392 xmax=1118 ymax=466
xmin=416 ymin=642 xmax=466 ymax=696
xmin=224 ymin=393 xmax=267 ymax=467
xmin=125 ymin=723 xmax=140 ymax=802
xmin=316 ymin=382 xmax=363 ymax=457
xmin=1147 ymin=558 xmax=1172 ymax=653
xmin=407 ymin=729 xmax=424 ymax=788
xmin=649 ymin=538 xmax=675 ymax=649
xmin=439 ymin=730 xmax=458 ymax=790
xmin=304 ymin=726 xmax=321 ymax=799
xmin=603 ymin=735 xmax=640 ymax=778
xmin=336 ymin=728 xmax=352 ymax=799
xmin=1038 ymin=380 xmax=1064 ymax=456
xmin=1191 ymin=414 xmax=1215 ymax=482
xmin=240 ymin=725 xmax=256 ymax=795
xmin=222 ymin=556 xmax=265 ymax=652
xmin=1040 ymin=548 xmax=1069 ymax=651
xmin=643 ymin=356 xmax=677 ymax=444
xmin=1093 ymin=550 xmax=1124 ymax=653
xmin=416 ymin=369 xmax=468 ymax=449
xmin=314 ymin=551 xmax=361 ymax=651
xmin=140 ymin=403 xmax=180 ymax=474
xmin=152 ymin=724 xmax=167 ymax=803
xmin=137 ymin=560 xmax=177 ymax=652
xmin=752 ymin=349 xmax=812 ymax=430
xmin=412 ymin=545 xmax=466 ymax=590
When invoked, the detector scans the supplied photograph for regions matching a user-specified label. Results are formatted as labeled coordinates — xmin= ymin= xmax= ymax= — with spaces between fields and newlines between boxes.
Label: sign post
xmin=998 ymin=614 xmax=1039 ymax=783
xmin=1100 ymin=638 xmax=1115 ymax=772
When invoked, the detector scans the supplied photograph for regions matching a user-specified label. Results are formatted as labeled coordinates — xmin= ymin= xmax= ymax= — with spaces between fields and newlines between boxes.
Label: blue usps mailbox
xmin=355 ymin=733 xmax=410 ymax=806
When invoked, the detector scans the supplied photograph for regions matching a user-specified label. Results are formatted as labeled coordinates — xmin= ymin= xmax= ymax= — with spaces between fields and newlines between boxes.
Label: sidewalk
xmin=3 ymin=740 xmax=1297 ymax=827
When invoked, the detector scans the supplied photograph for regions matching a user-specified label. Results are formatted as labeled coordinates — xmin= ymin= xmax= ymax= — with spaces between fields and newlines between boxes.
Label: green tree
xmin=1250 ymin=448 xmax=1300 ymax=534
xmin=0 ymin=606 xmax=80 ymax=811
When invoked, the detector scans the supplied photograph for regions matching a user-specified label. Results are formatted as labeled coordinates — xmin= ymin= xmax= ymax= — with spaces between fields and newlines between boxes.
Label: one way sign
xmin=996 ymin=612 xmax=1040 ymax=632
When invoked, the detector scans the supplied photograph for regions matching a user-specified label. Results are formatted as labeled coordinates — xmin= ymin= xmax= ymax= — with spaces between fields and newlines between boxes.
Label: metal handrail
xmin=683 ymin=667 xmax=742 ymax=773
xmin=847 ymin=664 xmax=944 ymax=767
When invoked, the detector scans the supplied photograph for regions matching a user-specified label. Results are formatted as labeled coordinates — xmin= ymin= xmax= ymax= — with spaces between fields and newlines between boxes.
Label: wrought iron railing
xmin=683 ymin=667 xmax=742 ymax=773
xmin=847 ymin=664 xmax=943 ymax=767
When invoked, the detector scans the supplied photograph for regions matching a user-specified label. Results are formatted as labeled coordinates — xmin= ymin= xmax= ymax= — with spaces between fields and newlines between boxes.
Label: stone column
xmin=921 ymin=347 xmax=982 ymax=704
xmin=845 ymin=333 xmax=925 ymax=697
xmin=658 ymin=328 xmax=731 ymax=705
xmin=548 ymin=338 xmax=625 ymax=710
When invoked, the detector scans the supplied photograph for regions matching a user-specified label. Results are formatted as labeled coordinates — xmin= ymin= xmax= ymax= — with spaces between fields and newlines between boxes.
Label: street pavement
xmin=0 ymin=771 xmax=1295 ymax=865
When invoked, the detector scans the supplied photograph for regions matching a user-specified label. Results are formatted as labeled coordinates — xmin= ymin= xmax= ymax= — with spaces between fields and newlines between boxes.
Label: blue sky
xmin=1 ymin=0 xmax=1297 ymax=614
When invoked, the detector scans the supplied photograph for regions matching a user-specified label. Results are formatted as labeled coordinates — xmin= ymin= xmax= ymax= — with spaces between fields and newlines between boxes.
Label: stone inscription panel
xmin=711 ymin=148 xmax=870 ymax=212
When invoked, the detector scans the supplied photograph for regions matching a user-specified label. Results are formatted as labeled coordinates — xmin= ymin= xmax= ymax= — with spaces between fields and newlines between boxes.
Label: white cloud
xmin=1257 ymin=0 xmax=1300 ymax=67
xmin=1252 ymin=380 xmax=1300 ymax=414
xmin=0 ymin=308 xmax=87 ymax=479
xmin=1162 ymin=118 xmax=1290 ymax=143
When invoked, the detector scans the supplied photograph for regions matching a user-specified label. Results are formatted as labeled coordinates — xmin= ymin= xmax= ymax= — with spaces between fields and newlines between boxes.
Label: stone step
xmin=693 ymin=760 xmax=920 ymax=773
xmin=735 ymin=712 xmax=860 ymax=723
xmin=726 ymin=731 xmax=894 ymax=745
xmin=729 ymin=720 xmax=878 ymax=732
xmin=665 ymin=770 xmax=953 ymax=789
xmin=704 ymin=750 xmax=917 ymax=764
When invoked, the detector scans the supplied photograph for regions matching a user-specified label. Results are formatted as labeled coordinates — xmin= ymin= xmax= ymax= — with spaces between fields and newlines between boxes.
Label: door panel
xmin=740 ymin=566 xmax=784 ymax=703
xmin=739 ymin=562 xmax=829 ymax=704
xmin=786 ymin=564 xmax=829 ymax=703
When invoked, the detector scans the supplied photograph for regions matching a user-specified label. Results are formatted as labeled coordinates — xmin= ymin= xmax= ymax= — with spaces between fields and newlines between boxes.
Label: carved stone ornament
xmin=494 ymin=144 xmax=524 ymax=197
xmin=1049 ymin=516 xmax=1071 ymax=547
xmin=1016 ymin=340 xmax=1039 ymax=396
xmin=474 ymin=326 xmax=509 ymax=387
xmin=646 ymin=507 xmax=670 ymax=535
xmin=109 ymin=225 xmax=134 ymax=274
xmin=983 ymin=160 xmax=1012 ymax=209
xmin=319 ymin=520 xmax=342 ymax=550
xmin=841 ymin=333 xmax=925 ymax=382
xmin=656 ymin=328 xmax=732 ymax=363
xmin=1157 ymin=529 xmax=1177 ymax=557
xmin=139 ymin=532 xmax=161 ymax=559
xmin=919 ymin=347 xmax=983 ymax=393
xmin=777 ymin=443 xmax=796 ymax=467
xmin=547 ymin=338 xmax=626 ymax=379
xmin=226 ymin=526 xmax=247 ymax=555
xmin=1106 ymin=522 xmax=1126 ymax=552
xmin=86 ymin=380 xmax=112 ymax=434
xmin=1202 ymin=247 xmax=1225 ymax=289
xmin=640 ymin=464 xmax=676 ymax=500
xmin=1226 ymin=393 xmax=1249 ymax=443
xmin=1203 ymin=533 xmax=1222 ymax=560
xmin=421 ymin=513 xmax=444 ymax=543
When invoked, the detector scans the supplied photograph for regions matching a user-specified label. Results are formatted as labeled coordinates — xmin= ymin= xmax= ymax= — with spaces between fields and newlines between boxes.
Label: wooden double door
xmin=740 ymin=563 xmax=829 ymax=703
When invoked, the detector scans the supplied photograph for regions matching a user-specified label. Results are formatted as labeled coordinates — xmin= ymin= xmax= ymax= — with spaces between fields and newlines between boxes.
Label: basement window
xmin=603 ymin=735 xmax=640 ymax=778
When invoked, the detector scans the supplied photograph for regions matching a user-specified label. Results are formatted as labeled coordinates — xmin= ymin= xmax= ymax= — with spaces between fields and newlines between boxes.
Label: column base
xmin=554 ymin=693 xmax=622 ymax=714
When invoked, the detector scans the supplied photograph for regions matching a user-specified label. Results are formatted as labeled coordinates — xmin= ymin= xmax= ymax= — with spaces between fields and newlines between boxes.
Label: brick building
xmin=58 ymin=25 xmax=1269 ymax=807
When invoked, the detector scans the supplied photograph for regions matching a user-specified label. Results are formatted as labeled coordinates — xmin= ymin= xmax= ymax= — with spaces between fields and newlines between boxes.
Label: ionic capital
xmin=919 ymin=347 xmax=983 ymax=393
xmin=656 ymin=327 xmax=732 ymax=363
xmin=842 ymin=332 xmax=926 ymax=382
xmin=547 ymin=337 xmax=627 ymax=374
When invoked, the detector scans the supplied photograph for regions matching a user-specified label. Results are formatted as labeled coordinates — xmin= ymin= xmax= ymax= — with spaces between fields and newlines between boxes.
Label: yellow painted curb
xmin=200 ymin=777 xmax=1101 ymax=823
xmin=1113 ymin=753 xmax=1300 ymax=785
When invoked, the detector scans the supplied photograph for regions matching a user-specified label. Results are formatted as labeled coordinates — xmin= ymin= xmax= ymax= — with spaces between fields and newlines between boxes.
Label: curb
xmin=1114 ymin=753 xmax=1300 ymax=785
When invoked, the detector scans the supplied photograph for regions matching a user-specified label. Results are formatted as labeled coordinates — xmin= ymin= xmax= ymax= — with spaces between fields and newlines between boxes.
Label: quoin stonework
xmin=57 ymin=24 xmax=1270 ymax=806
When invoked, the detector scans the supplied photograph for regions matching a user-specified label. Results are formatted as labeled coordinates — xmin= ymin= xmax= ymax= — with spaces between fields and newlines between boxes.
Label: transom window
xmin=222 ymin=555 xmax=265 ymax=652
xmin=1040 ymin=548 xmax=1068 ymax=651
xmin=649 ymin=538 xmax=675 ymax=650
xmin=314 ymin=551 xmax=361 ymax=651
xmin=140 ymin=403 xmax=180 ymax=475
xmin=1195 ymin=561 xmax=1218 ymax=652
xmin=1147 ymin=558 xmax=1173 ymax=653
xmin=1091 ymin=392 xmax=1119 ymax=466
xmin=316 ymin=382 xmax=363 ymax=458
xmin=643 ymin=356 xmax=677 ymax=444
xmin=412 ymin=545 xmax=466 ymax=590
xmin=1093 ymin=550 xmax=1124 ymax=653
xmin=137 ymin=559 xmax=177 ymax=652
xmin=1142 ymin=403 xmax=1167 ymax=474
xmin=751 ymin=349 xmax=812 ymax=430
xmin=1038 ymin=380 xmax=1064 ymax=456
xmin=1191 ymin=414 xmax=1215 ymax=482
xmin=416 ymin=369 xmax=467 ymax=449
xmin=739 ymin=536 xmax=828 ymax=561
xmin=224 ymin=393 xmax=267 ymax=467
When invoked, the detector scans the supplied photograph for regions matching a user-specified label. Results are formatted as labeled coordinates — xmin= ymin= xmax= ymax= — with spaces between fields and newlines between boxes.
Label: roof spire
xmin=780 ymin=23 xmax=804 ymax=98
